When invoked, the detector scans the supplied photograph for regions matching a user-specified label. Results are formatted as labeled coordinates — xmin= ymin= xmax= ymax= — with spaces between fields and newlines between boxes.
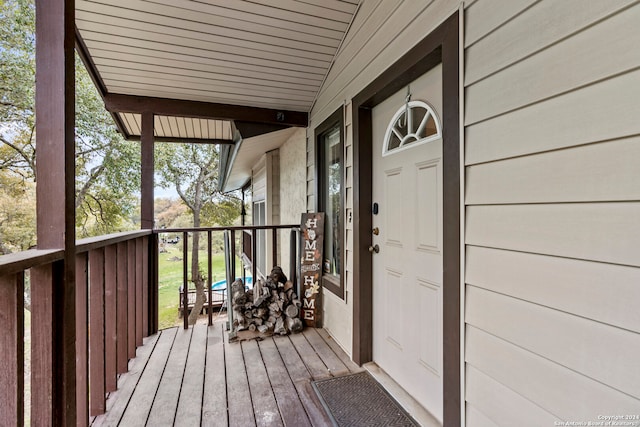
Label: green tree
xmin=156 ymin=143 xmax=241 ymax=324
xmin=0 ymin=0 xmax=140 ymax=241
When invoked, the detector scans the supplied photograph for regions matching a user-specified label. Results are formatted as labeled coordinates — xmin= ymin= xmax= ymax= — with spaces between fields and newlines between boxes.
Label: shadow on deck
xmin=92 ymin=318 xmax=362 ymax=427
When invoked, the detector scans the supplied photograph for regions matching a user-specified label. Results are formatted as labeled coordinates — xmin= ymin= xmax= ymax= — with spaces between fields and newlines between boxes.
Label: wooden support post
xmin=34 ymin=0 xmax=76 ymax=424
xmin=89 ymin=249 xmax=105 ymax=416
xmin=141 ymin=112 xmax=154 ymax=229
xmin=0 ymin=273 xmax=24 ymax=426
xmin=75 ymin=255 xmax=88 ymax=426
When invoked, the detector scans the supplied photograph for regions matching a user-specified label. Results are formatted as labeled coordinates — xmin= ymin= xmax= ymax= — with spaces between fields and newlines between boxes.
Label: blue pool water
xmin=212 ymin=276 xmax=252 ymax=290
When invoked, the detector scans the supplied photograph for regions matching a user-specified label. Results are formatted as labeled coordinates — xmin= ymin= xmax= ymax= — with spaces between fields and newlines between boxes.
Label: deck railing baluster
xmin=135 ymin=238 xmax=143 ymax=347
xmin=127 ymin=239 xmax=136 ymax=359
xmin=116 ymin=242 xmax=128 ymax=374
xmin=104 ymin=245 xmax=118 ymax=393
xmin=75 ymin=254 xmax=89 ymax=426
xmin=89 ymin=248 xmax=106 ymax=416
xmin=0 ymin=272 xmax=24 ymax=426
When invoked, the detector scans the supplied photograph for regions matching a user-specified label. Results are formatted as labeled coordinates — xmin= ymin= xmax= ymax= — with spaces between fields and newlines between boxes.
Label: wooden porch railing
xmin=0 ymin=225 xmax=300 ymax=425
xmin=0 ymin=230 xmax=157 ymax=426
xmin=156 ymin=225 xmax=301 ymax=330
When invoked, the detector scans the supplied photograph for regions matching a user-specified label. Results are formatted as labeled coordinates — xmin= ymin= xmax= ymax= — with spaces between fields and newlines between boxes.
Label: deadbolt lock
xmin=372 ymin=227 xmax=379 ymax=235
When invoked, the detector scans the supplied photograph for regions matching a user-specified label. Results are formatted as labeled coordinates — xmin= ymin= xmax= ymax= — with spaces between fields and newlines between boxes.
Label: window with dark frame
xmin=315 ymin=107 xmax=344 ymax=299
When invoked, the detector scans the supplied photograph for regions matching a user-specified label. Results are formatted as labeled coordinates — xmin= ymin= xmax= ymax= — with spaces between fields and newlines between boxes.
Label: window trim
xmin=314 ymin=106 xmax=345 ymax=299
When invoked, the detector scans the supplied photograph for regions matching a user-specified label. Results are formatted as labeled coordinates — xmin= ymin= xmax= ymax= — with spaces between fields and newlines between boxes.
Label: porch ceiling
xmin=75 ymin=0 xmax=360 ymax=123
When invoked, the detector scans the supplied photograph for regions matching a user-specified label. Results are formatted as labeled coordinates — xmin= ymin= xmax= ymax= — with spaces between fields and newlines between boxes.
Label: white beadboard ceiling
xmin=119 ymin=112 xmax=234 ymax=140
xmin=76 ymin=0 xmax=360 ymax=115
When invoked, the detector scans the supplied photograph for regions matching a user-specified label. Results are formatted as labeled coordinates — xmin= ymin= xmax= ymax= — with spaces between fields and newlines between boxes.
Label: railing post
xmin=251 ymin=229 xmax=257 ymax=284
xmin=207 ymin=231 xmax=213 ymax=326
xmin=230 ymin=229 xmax=236 ymax=280
xmin=272 ymin=228 xmax=278 ymax=268
xmin=0 ymin=272 xmax=24 ymax=426
xmin=148 ymin=234 xmax=159 ymax=335
xmin=289 ymin=229 xmax=298 ymax=290
xmin=183 ymin=232 xmax=189 ymax=329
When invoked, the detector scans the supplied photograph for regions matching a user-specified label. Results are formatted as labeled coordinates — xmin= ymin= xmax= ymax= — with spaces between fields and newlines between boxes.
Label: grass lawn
xmin=157 ymin=245 xmax=242 ymax=329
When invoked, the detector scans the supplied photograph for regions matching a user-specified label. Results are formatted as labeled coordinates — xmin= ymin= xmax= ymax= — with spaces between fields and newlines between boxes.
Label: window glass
xmin=321 ymin=126 xmax=342 ymax=278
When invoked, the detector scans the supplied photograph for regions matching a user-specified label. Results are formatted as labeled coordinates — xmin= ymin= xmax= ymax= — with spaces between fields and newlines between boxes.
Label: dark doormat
xmin=312 ymin=372 xmax=420 ymax=427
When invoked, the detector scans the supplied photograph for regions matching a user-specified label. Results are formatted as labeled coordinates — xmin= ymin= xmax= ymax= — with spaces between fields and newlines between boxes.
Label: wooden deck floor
xmin=92 ymin=320 xmax=363 ymax=427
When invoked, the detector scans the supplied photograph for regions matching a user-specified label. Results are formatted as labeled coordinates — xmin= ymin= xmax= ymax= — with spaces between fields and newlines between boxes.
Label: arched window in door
xmin=382 ymin=100 xmax=441 ymax=156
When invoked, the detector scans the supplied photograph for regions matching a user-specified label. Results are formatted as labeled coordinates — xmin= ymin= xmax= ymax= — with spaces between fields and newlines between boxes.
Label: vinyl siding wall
xmin=279 ymin=128 xmax=307 ymax=276
xmin=306 ymin=0 xmax=640 ymax=423
xmin=463 ymin=1 xmax=640 ymax=423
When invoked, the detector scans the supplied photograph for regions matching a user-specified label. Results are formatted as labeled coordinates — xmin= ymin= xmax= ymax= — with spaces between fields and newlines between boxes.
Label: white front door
xmin=371 ymin=64 xmax=444 ymax=422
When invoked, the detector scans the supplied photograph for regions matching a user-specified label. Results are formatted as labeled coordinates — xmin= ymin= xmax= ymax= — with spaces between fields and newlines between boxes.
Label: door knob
xmin=368 ymin=244 xmax=380 ymax=253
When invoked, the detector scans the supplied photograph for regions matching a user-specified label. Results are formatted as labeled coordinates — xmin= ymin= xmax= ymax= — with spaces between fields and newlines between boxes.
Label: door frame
xmin=351 ymin=11 xmax=460 ymax=426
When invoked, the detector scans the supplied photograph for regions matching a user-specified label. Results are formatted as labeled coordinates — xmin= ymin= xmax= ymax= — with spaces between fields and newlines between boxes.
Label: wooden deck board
xmin=175 ymin=324 xmax=208 ymax=425
xmin=146 ymin=327 xmax=192 ymax=426
xmin=315 ymin=328 xmax=364 ymax=374
xmin=224 ymin=328 xmax=256 ymax=426
xmin=93 ymin=332 xmax=163 ymax=427
xmin=288 ymin=332 xmax=331 ymax=380
xmin=202 ymin=323 xmax=228 ymax=427
xmin=273 ymin=335 xmax=334 ymax=426
xmin=97 ymin=325 xmax=357 ymax=426
xmin=303 ymin=328 xmax=350 ymax=377
xmin=258 ymin=338 xmax=312 ymax=427
xmin=118 ymin=328 xmax=177 ymax=427
xmin=242 ymin=340 xmax=284 ymax=427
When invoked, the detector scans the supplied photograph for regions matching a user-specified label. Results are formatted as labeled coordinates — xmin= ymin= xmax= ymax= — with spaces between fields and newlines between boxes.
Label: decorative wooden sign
xmin=300 ymin=212 xmax=324 ymax=327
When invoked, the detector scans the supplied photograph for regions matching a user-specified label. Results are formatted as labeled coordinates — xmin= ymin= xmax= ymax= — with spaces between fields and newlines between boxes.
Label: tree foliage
xmin=0 ymin=0 xmax=140 ymax=251
xmin=156 ymin=142 xmax=241 ymax=324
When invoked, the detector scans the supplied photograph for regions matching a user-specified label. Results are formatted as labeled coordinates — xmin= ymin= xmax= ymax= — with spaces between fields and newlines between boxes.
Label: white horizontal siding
xmin=465 ymin=67 xmax=640 ymax=165
xmin=463 ymin=2 xmax=640 ymax=425
xmin=466 ymin=246 xmax=640 ymax=334
xmin=465 ymin=137 xmax=640 ymax=205
xmin=466 ymin=365 xmax=558 ymax=427
xmin=465 ymin=3 xmax=640 ymax=125
xmin=466 ymin=326 xmax=640 ymax=421
xmin=463 ymin=0 xmax=537 ymax=47
xmin=467 ymin=286 xmax=640 ymax=398
xmin=465 ymin=404 xmax=500 ymax=427
xmin=464 ymin=0 xmax=635 ymax=85
xmin=466 ymin=203 xmax=640 ymax=267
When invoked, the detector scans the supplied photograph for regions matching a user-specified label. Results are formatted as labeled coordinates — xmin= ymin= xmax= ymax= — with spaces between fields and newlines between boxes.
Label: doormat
xmin=312 ymin=372 xmax=419 ymax=427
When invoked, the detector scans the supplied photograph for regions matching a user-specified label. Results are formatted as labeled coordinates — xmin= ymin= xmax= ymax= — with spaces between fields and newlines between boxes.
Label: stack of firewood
xmin=231 ymin=266 xmax=303 ymax=335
